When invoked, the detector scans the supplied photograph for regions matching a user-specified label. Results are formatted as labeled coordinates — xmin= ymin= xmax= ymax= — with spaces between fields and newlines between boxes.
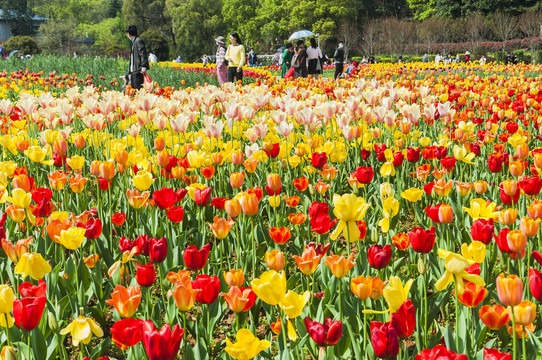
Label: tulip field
xmin=0 ymin=61 xmax=542 ymax=360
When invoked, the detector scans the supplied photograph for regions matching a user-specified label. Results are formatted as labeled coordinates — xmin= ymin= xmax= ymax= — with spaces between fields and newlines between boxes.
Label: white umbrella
xmin=288 ymin=30 xmax=315 ymax=40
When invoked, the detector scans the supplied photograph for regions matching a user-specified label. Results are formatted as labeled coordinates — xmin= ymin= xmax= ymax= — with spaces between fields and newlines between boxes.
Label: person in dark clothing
xmin=505 ymin=52 xmax=512 ymax=65
xmin=126 ymin=25 xmax=149 ymax=90
xmin=334 ymin=41 xmax=345 ymax=80
xmin=293 ymin=39 xmax=308 ymax=79
xmin=368 ymin=55 xmax=376 ymax=64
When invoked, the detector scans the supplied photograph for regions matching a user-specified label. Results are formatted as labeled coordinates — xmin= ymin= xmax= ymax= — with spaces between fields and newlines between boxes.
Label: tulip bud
xmin=48 ymin=311 xmax=59 ymax=332
xmin=154 ymin=137 xmax=165 ymax=151
xmin=418 ymin=257 xmax=426 ymax=274
xmin=308 ymin=184 xmax=316 ymax=196
xmin=371 ymin=226 xmax=378 ymax=244
xmin=2 ymin=346 xmax=17 ymax=360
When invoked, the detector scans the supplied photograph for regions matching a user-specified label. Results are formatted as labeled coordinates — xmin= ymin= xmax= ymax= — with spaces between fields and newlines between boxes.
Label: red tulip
xmin=142 ymin=321 xmax=184 ymax=360
xmin=529 ymin=268 xmax=542 ymax=301
xmin=309 ymin=202 xmax=337 ymax=235
xmin=166 ymin=206 xmax=184 ymax=223
xmin=19 ymin=280 xmax=46 ymax=298
xmin=518 ymin=176 xmax=542 ymax=195
xmin=370 ymin=321 xmax=399 ymax=359
xmin=499 ymin=184 xmax=520 ymax=205
xmin=391 ymin=299 xmax=416 ymax=339
xmin=269 ymin=227 xmax=291 ymax=245
xmin=97 ymin=177 xmax=111 ymax=190
xmin=408 ymin=226 xmax=436 ymax=253
xmin=111 ymin=318 xmax=143 ymax=350
xmin=392 ymin=152 xmax=404 ymax=167
xmin=368 ymin=245 xmax=392 ymax=270
xmin=31 ymin=188 xmax=53 ymax=204
xmin=137 ymin=263 xmax=156 ymax=288
xmin=407 ymin=147 xmax=420 ymax=163
xmin=354 ymin=166 xmax=374 ymax=184
xmin=194 ymin=187 xmax=212 ymax=207
xmin=192 ymin=274 xmax=221 ymax=304
xmin=471 ymin=219 xmax=494 ymax=244
xmin=33 ymin=198 xmax=52 ymax=218
xmin=305 ymin=242 xmax=330 ymax=257
xmin=484 ymin=348 xmax=512 ymax=360
xmin=415 ymin=345 xmax=468 ymax=360
xmin=84 ymin=218 xmax=102 ymax=239
xmin=304 ymin=317 xmax=342 ymax=347
xmin=311 ymin=152 xmax=327 ymax=169
xmin=112 ymin=213 xmax=126 ymax=226
xmin=440 ymin=157 xmax=456 ymax=171
xmin=425 ymin=205 xmax=441 ymax=223
xmin=184 ymin=244 xmax=212 ymax=270
xmin=153 ymin=187 xmax=177 ymax=210
xmin=13 ymin=296 xmax=47 ymax=331
xmin=149 ymin=237 xmax=167 ymax=263
xmin=487 ymin=153 xmax=504 ymax=173
xmin=211 ymin=197 xmax=227 ymax=210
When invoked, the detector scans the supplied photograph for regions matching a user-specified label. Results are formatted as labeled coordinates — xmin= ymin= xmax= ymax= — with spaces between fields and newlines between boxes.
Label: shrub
xmin=3 ymin=36 xmax=40 ymax=56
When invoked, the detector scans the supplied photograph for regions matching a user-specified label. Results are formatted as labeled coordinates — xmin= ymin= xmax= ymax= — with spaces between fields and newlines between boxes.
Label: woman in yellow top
xmin=225 ymin=32 xmax=245 ymax=83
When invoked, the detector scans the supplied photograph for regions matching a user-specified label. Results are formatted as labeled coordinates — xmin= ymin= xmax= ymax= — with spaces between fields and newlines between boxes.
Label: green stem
xmin=522 ymin=325 xmax=527 ymax=360
xmin=27 ymin=331 xmax=31 ymax=360
xmin=338 ymin=278 xmax=343 ymax=320
xmin=3 ymin=314 xmax=10 ymax=347
xmin=511 ymin=306 xmax=517 ymax=360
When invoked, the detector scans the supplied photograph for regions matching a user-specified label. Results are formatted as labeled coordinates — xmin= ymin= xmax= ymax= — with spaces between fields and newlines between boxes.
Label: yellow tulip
xmin=461 ymin=241 xmax=486 ymax=263
xmin=132 ymin=171 xmax=155 ymax=191
xmin=330 ymin=194 xmax=370 ymax=241
xmin=251 ymin=270 xmax=286 ymax=306
xmin=401 ymin=187 xmax=424 ymax=202
xmin=435 ymin=249 xmax=485 ymax=292
xmin=380 ymin=162 xmax=396 ymax=177
xmin=383 ymin=276 xmax=413 ymax=313
xmin=279 ymin=291 xmax=310 ymax=319
xmin=66 ymin=155 xmax=85 ymax=170
xmin=382 ymin=197 xmax=400 ymax=218
xmin=23 ymin=146 xmax=53 ymax=165
xmin=0 ymin=285 xmax=14 ymax=313
xmin=380 ymin=183 xmax=394 ymax=200
xmin=453 ymin=145 xmax=475 ymax=164
xmin=14 ymin=252 xmax=52 ymax=280
xmin=60 ymin=315 xmax=104 ymax=346
xmin=6 ymin=188 xmax=31 ymax=209
xmin=463 ymin=198 xmax=499 ymax=220
xmin=225 ymin=329 xmax=271 ymax=360
xmin=58 ymin=227 xmax=86 ymax=250
xmin=287 ymin=319 xmax=297 ymax=341
xmin=269 ymin=195 xmax=280 ymax=208
xmin=186 ymin=183 xmax=207 ymax=201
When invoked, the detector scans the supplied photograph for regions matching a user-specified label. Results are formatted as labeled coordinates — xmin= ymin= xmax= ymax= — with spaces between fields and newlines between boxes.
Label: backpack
xmin=292 ymin=52 xmax=301 ymax=68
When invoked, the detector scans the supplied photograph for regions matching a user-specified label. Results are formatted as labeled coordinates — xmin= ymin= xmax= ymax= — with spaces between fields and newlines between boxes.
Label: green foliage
xmin=1 ymin=0 xmax=35 ymax=36
xmin=141 ymin=29 xmax=170 ymax=61
xmin=433 ymin=0 xmax=537 ymax=18
xmin=79 ymin=17 xmax=126 ymax=54
xmin=37 ymin=19 xmax=80 ymax=55
xmin=407 ymin=0 xmax=436 ymax=19
xmin=3 ymin=35 xmax=40 ymax=55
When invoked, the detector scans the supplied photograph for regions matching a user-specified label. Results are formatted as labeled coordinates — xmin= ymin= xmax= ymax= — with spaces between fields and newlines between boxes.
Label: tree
xmin=255 ymin=0 xmax=292 ymax=49
xmin=165 ymin=0 xmax=226 ymax=60
xmin=492 ymin=11 xmax=518 ymax=51
xmin=519 ymin=10 xmax=542 ymax=63
xmin=1 ymin=0 xmax=35 ymax=36
xmin=464 ymin=13 xmax=488 ymax=50
xmin=361 ymin=19 xmax=380 ymax=55
xmin=339 ymin=20 xmax=362 ymax=59
xmin=406 ymin=0 xmax=435 ymax=20
xmin=38 ymin=18 xmax=79 ymax=55
xmin=222 ymin=0 xmax=261 ymax=47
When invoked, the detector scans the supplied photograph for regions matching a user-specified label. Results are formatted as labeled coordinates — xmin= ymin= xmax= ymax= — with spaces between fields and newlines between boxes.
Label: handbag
xmin=144 ymin=74 xmax=152 ymax=83
xmin=316 ymin=58 xmax=322 ymax=72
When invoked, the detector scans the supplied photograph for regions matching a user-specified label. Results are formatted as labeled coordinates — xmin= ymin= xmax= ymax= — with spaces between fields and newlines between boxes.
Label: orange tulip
xmin=271 ymin=319 xmax=282 ymax=335
xmin=474 ymin=180 xmax=488 ymax=194
xmin=520 ymin=217 xmax=540 ymax=237
xmin=265 ymin=250 xmax=285 ymax=271
xmin=154 ymin=138 xmax=165 ymax=151
xmin=392 ymin=233 xmax=410 ymax=250
xmin=528 ymin=200 xmax=542 ymax=219
xmin=1 ymin=237 xmax=33 ymax=263
xmin=126 ymin=189 xmax=150 ymax=209
xmin=413 ymin=164 xmax=431 ymax=182
xmin=314 ymin=179 xmax=331 ymax=195
xmin=496 ymin=273 xmax=523 ymax=307
xmin=292 ymin=248 xmax=322 ymax=275
xmin=284 ymin=196 xmax=300 ymax=208
xmin=224 ymin=269 xmax=244 ymax=287
xmin=319 ymin=164 xmax=339 ymax=181
xmin=166 ymin=270 xmax=191 ymax=284
xmin=431 ymin=167 xmax=447 ymax=180
xmin=433 ymin=179 xmax=453 ymax=197
xmin=105 ymin=285 xmax=142 ymax=318
xmin=6 ymin=204 xmax=25 ymax=223
xmin=69 ymin=173 xmax=88 ymax=194
xmin=225 ymin=198 xmax=242 ymax=218
xmin=350 ymin=276 xmax=374 ymax=300
xmin=501 ymin=180 xmax=518 ymax=196
xmin=201 ymin=165 xmax=215 ymax=180
xmin=99 ymin=161 xmax=116 ymax=179
xmin=507 ymin=322 xmax=536 ymax=339
xmin=293 ymin=177 xmax=309 ymax=191
xmin=47 ymin=218 xmax=72 ymax=243
xmin=455 ymin=181 xmax=473 ymax=197
xmin=167 ymin=280 xmax=200 ymax=312
xmin=268 ymin=227 xmax=291 ymax=245
xmin=509 ymin=160 xmax=524 ymax=177
xmin=48 ymin=171 xmax=68 ymax=191
xmin=516 ymin=143 xmax=529 ymax=159
xmin=370 ymin=277 xmax=385 ymax=300
xmin=209 ymin=216 xmax=234 ymax=239
xmin=231 ymin=150 xmax=244 ymax=165
xmin=221 ymin=286 xmax=255 ymax=312
xmin=243 ymin=159 xmax=258 ymax=173
xmin=266 ymin=174 xmax=281 ymax=192
xmin=230 ymin=172 xmax=245 ymax=189
xmin=506 ymin=230 xmax=527 ymax=252
xmin=212 ymin=152 xmax=223 ymax=165
xmin=12 ymin=174 xmax=32 ymax=192
xmin=74 ymin=135 xmax=86 ymax=149
xmin=114 ymin=149 xmax=129 ymax=166
xmin=457 ymin=282 xmax=487 ymax=308
xmin=479 ymin=305 xmax=511 ymax=330
xmin=240 ymin=193 xmax=258 ymax=216
xmin=510 ymin=300 xmax=537 ymax=326
xmin=83 ymin=254 xmax=100 ymax=268
xmin=324 ymin=253 xmax=355 ymax=278
xmin=288 ymin=213 xmax=306 ymax=225
xmin=498 ymin=208 xmax=518 ymax=226
xmin=438 ymin=204 xmax=454 ymax=224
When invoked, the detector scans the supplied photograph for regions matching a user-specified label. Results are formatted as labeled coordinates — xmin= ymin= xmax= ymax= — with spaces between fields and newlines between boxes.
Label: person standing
xmin=225 ymin=32 xmax=246 ymax=83
xmin=282 ymin=43 xmax=293 ymax=78
xmin=202 ymin=54 xmax=209 ymax=67
xmin=307 ymin=38 xmax=323 ymax=76
xmin=248 ymin=48 xmax=258 ymax=67
xmin=126 ymin=25 xmax=149 ymax=90
xmin=333 ymin=41 xmax=345 ymax=80
xmin=215 ymin=36 xmax=228 ymax=86
xmin=422 ymin=53 xmax=428 ymax=63
xmin=293 ymin=39 xmax=308 ymax=79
